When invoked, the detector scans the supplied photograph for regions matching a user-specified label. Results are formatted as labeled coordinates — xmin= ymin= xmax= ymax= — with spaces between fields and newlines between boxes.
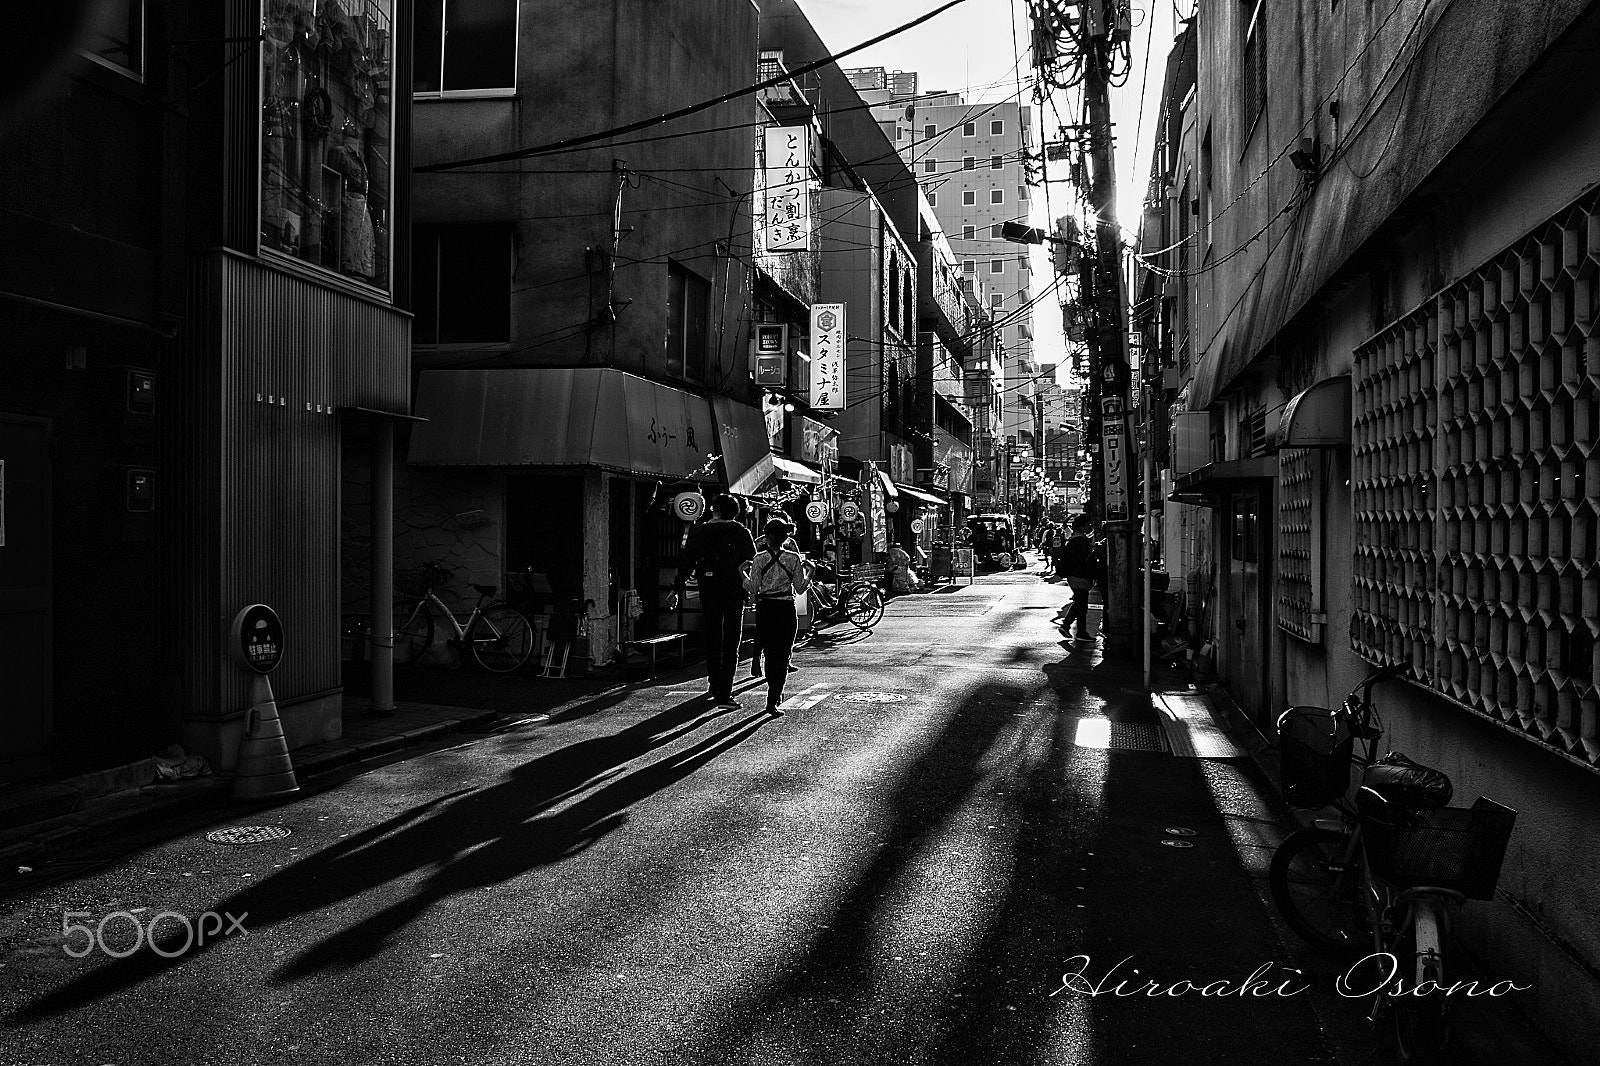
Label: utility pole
xmin=1076 ymin=5 xmax=1138 ymax=659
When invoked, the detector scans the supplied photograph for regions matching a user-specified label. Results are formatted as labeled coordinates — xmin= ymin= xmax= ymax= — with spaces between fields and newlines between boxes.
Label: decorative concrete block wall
xmin=1353 ymin=194 xmax=1600 ymax=769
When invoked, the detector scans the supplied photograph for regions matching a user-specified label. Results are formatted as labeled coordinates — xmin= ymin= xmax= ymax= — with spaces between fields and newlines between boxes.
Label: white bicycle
xmin=391 ymin=565 xmax=535 ymax=673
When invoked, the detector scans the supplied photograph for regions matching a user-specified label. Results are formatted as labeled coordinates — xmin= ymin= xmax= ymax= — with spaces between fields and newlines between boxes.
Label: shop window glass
xmin=413 ymin=224 xmax=512 ymax=344
xmin=83 ymin=0 xmax=144 ymax=77
xmin=667 ymin=262 xmax=710 ymax=382
xmin=262 ymin=0 xmax=395 ymax=290
xmin=415 ymin=0 xmax=518 ymax=94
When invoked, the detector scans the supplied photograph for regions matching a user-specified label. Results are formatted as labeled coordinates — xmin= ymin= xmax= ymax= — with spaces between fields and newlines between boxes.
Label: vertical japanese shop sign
xmin=1100 ymin=395 xmax=1131 ymax=521
xmin=810 ymin=303 xmax=845 ymax=412
xmin=763 ymin=126 xmax=812 ymax=251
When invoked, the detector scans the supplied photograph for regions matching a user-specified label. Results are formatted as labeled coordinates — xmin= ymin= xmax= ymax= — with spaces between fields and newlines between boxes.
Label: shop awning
xmin=772 ymin=456 xmax=822 ymax=484
xmin=1276 ymin=375 xmax=1351 ymax=448
xmin=409 ymin=368 xmax=719 ymax=479
xmin=730 ymin=452 xmax=824 ymax=497
xmin=897 ymin=484 xmax=948 ymax=506
xmin=711 ymin=394 xmax=773 ymax=495
xmin=1168 ymin=457 xmax=1277 ymax=508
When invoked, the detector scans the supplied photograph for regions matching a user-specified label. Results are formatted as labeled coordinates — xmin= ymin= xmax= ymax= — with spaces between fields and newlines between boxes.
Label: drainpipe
xmin=369 ymin=418 xmax=395 ymax=714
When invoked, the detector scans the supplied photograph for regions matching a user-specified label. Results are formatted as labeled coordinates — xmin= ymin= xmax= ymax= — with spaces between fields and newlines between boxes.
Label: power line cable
xmin=416 ymin=0 xmax=974 ymax=173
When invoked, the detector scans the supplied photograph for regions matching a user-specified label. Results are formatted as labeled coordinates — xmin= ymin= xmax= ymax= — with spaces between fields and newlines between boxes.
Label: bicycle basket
xmin=1362 ymin=797 xmax=1516 ymax=899
xmin=1277 ymin=705 xmax=1354 ymax=807
xmin=395 ymin=567 xmax=441 ymax=599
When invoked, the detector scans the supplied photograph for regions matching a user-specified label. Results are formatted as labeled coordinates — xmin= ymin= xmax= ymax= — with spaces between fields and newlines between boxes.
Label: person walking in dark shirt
xmin=1055 ymin=515 xmax=1104 ymax=640
xmin=679 ymin=496 xmax=756 ymax=707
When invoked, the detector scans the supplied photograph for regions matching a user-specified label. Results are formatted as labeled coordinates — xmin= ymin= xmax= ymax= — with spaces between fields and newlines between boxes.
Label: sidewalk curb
xmin=0 ymin=707 xmax=509 ymax=871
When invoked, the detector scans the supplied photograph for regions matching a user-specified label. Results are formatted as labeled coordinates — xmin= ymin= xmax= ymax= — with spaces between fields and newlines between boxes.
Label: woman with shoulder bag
xmin=743 ymin=517 xmax=812 ymax=715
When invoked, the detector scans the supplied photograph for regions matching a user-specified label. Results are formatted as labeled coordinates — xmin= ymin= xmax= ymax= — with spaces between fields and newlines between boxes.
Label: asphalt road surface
xmin=1 ymin=567 xmax=1351 ymax=1065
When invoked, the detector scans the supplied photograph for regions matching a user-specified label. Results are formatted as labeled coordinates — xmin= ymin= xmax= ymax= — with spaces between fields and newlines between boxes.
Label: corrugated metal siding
xmin=162 ymin=256 xmax=225 ymax=717
xmin=213 ymin=253 xmax=409 ymax=715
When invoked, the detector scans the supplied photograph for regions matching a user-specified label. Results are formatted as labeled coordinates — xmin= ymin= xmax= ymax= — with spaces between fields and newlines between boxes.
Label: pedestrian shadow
xmin=11 ymin=698 xmax=771 ymax=1020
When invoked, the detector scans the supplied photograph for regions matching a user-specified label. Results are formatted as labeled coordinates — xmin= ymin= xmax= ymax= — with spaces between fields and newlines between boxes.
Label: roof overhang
xmin=1168 ymin=456 xmax=1277 ymax=508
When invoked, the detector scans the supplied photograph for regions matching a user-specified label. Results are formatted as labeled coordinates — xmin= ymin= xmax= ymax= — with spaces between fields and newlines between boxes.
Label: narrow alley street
xmin=0 ymin=564 xmax=1364 ymax=1066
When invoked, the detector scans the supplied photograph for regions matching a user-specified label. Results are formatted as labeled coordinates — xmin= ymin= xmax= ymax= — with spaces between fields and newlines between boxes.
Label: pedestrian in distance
xmin=677 ymin=495 xmax=756 ymax=708
xmin=1055 ymin=515 xmax=1104 ymax=640
xmin=743 ymin=516 xmax=812 ymax=715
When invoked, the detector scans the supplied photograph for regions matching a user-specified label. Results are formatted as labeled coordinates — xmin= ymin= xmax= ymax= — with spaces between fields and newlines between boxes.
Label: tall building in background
xmin=851 ymin=71 xmax=1042 ymax=463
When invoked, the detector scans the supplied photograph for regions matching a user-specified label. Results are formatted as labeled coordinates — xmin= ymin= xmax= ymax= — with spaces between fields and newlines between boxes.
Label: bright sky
xmin=803 ymin=0 xmax=1183 ymax=374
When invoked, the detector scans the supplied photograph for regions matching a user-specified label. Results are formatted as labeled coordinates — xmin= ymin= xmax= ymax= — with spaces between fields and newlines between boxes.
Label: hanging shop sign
xmin=754 ymin=323 xmax=789 ymax=386
xmin=838 ymin=501 xmax=860 ymax=522
xmin=229 ymin=604 xmax=284 ymax=675
xmin=1100 ymin=395 xmax=1131 ymax=522
xmin=805 ymin=501 xmax=829 ymax=524
xmin=809 ymin=303 xmax=845 ymax=412
xmin=763 ymin=126 xmax=813 ymax=252
xmin=910 ymin=518 xmax=925 ymax=533
xmin=672 ymin=491 xmax=707 ymax=522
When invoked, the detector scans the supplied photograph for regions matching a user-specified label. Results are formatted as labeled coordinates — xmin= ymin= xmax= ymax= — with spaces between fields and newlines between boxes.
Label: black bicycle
xmin=1269 ymin=663 xmax=1517 ymax=1064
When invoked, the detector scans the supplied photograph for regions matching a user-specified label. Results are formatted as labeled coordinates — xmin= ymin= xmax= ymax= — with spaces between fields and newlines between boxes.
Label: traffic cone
xmin=232 ymin=673 xmax=300 ymax=801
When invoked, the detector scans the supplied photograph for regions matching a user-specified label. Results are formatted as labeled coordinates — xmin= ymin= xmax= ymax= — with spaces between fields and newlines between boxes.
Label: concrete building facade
xmin=1136 ymin=3 xmax=1600 ymax=1054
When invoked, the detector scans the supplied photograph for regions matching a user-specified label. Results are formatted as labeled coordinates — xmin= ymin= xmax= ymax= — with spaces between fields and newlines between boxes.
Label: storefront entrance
xmin=1224 ymin=487 xmax=1273 ymax=727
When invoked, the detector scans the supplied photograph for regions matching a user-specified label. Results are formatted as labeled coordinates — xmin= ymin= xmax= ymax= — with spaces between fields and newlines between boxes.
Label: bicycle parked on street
xmin=392 ymin=565 xmax=535 ymax=673
xmin=806 ymin=570 xmax=885 ymax=631
xmin=1268 ymin=663 xmax=1517 ymax=1064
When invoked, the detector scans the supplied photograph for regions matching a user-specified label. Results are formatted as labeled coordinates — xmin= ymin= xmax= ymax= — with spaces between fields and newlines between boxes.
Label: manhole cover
xmin=1165 ymin=826 xmax=1198 ymax=837
xmin=1160 ymin=839 xmax=1196 ymax=848
xmin=206 ymin=825 xmax=293 ymax=846
xmin=836 ymin=691 xmax=908 ymax=703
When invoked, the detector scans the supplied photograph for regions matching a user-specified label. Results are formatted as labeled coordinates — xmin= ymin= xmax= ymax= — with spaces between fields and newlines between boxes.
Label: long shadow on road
xmin=11 ymin=697 xmax=772 ymax=1021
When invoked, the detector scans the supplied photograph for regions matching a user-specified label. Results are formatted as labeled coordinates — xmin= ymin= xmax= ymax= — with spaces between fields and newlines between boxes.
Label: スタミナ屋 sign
xmin=809 ymin=303 xmax=845 ymax=412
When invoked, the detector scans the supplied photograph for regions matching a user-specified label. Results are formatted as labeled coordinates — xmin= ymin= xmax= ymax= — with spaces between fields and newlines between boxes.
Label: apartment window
xmin=962 ymin=156 xmax=976 ymax=171
xmin=991 ymin=119 xmax=1004 ymax=135
xmin=990 ymin=224 xmax=1003 ymax=238
xmin=415 ymin=0 xmax=518 ymax=94
xmin=263 ymin=0 xmax=396 ymax=289
xmin=82 ymin=0 xmax=144 ymax=77
xmin=962 ymin=260 xmax=976 ymax=273
xmin=962 ymin=225 xmax=976 ymax=240
xmin=991 ymin=155 xmax=1003 ymax=170
xmin=990 ymin=293 xmax=1003 ymax=308
xmin=1241 ymin=0 xmax=1267 ymax=137
xmin=413 ymin=224 xmax=512 ymax=344
xmin=991 ymin=189 xmax=1004 ymax=204
xmin=962 ymin=190 xmax=976 ymax=206
xmin=924 ymin=159 xmax=937 ymax=173
xmin=1201 ymin=126 xmax=1215 ymax=249
xmin=927 ymin=191 xmax=937 ymax=206
xmin=895 ymin=126 xmax=904 ymax=141
xmin=963 ymin=121 xmax=976 ymax=136
xmin=666 ymin=262 xmax=710 ymax=382
xmin=924 ymin=123 xmax=937 ymax=138
xmin=990 ymin=259 xmax=1003 ymax=273
xmin=1019 ymin=186 xmax=1027 ymax=202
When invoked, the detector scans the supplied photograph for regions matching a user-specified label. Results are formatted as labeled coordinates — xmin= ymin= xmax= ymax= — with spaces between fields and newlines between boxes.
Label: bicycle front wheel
xmin=1268 ymin=826 xmax=1370 ymax=954
xmin=843 ymin=584 xmax=885 ymax=630
xmin=1387 ymin=903 xmax=1450 ymax=1064
xmin=468 ymin=604 xmax=535 ymax=673
xmin=392 ymin=603 xmax=433 ymax=664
